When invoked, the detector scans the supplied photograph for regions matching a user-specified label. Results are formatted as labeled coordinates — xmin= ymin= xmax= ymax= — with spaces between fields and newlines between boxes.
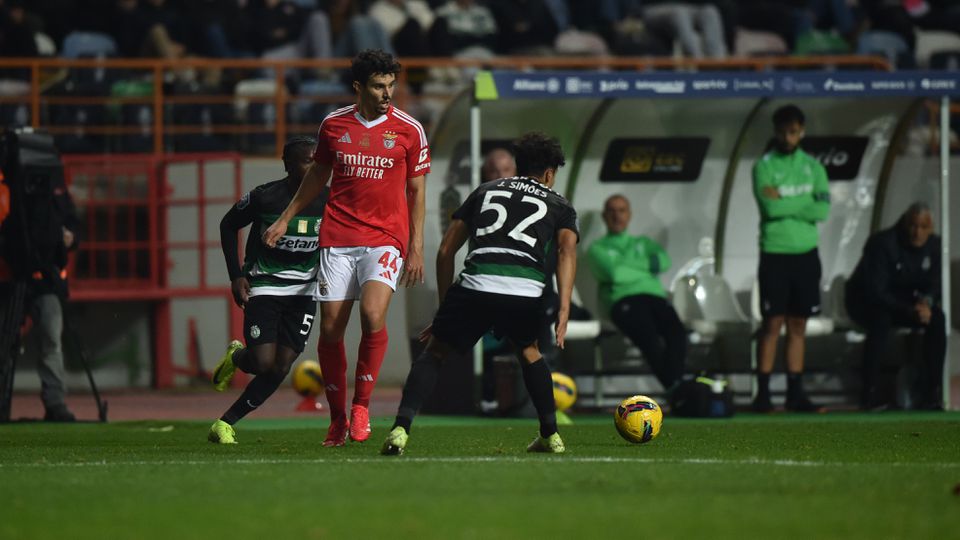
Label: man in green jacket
xmin=587 ymin=194 xmax=686 ymax=391
xmin=752 ymin=104 xmax=830 ymax=413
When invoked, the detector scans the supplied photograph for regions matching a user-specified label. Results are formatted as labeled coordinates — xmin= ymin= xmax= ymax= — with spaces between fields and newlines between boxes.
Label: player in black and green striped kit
xmin=208 ymin=137 xmax=328 ymax=444
xmin=752 ymin=105 xmax=830 ymax=413
xmin=381 ymin=132 xmax=580 ymax=455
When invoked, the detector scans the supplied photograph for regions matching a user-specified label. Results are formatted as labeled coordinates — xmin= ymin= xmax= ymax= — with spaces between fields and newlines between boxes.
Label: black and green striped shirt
xmin=222 ymin=179 xmax=327 ymax=297
xmin=453 ymin=176 xmax=579 ymax=297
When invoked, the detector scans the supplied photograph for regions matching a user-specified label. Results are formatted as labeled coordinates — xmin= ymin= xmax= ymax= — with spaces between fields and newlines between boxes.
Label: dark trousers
xmin=0 ymin=282 xmax=28 ymax=422
xmin=610 ymin=295 xmax=687 ymax=390
xmin=848 ymin=300 xmax=946 ymax=408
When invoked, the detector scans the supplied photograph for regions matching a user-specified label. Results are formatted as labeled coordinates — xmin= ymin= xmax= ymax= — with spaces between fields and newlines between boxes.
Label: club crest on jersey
xmin=359 ymin=133 xmax=371 ymax=149
xmin=318 ymin=279 xmax=328 ymax=296
xmin=314 ymin=219 xmax=321 ymax=234
xmin=383 ymin=131 xmax=398 ymax=149
xmin=337 ymin=132 xmax=352 ymax=144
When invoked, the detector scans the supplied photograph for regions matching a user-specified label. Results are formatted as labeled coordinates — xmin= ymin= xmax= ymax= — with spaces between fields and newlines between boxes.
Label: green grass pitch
xmin=2 ymin=412 xmax=959 ymax=539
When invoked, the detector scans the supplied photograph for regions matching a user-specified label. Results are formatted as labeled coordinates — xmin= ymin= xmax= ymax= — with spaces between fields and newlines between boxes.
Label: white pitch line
xmin=2 ymin=456 xmax=959 ymax=469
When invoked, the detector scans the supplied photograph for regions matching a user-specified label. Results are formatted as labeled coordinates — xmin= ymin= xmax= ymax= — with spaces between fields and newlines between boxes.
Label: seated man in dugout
xmin=845 ymin=202 xmax=945 ymax=411
xmin=586 ymin=194 xmax=686 ymax=392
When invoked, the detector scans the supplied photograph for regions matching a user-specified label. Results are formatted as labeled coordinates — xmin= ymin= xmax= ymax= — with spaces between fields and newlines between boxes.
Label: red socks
xmin=317 ymin=339 xmax=347 ymax=422
xmin=353 ymin=327 xmax=388 ymax=408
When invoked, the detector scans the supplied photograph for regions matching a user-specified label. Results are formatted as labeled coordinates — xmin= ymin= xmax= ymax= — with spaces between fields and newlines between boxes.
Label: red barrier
xmin=63 ymin=153 xmax=246 ymax=388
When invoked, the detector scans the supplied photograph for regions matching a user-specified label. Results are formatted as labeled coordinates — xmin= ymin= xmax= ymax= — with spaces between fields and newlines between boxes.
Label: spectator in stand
xmin=188 ymin=0 xmax=255 ymax=58
xmin=563 ymin=0 xmax=671 ymax=55
xmin=0 ymin=0 xmax=39 ymax=58
xmin=642 ymin=0 xmax=728 ymax=58
xmin=27 ymin=0 xmax=77 ymax=50
xmin=487 ymin=0 xmax=559 ymax=55
xmin=846 ymin=202 xmax=945 ymax=411
xmin=429 ymin=0 xmax=498 ymax=58
xmin=252 ymin=0 xmax=333 ymax=59
xmin=737 ymin=0 xmax=810 ymax=49
xmin=862 ymin=0 xmax=960 ymax=51
xmin=587 ymin=194 xmax=687 ymax=393
xmin=138 ymin=0 xmax=191 ymax=59
xmin=325 ymin=0 xmax=395 ymax=57
xmin=369 ymin=0 xmax=435 ymax=57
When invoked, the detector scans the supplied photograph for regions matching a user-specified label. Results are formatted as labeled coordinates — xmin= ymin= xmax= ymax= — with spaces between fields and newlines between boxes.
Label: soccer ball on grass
xmin=614 ymin=395 xmax=663 ymax=444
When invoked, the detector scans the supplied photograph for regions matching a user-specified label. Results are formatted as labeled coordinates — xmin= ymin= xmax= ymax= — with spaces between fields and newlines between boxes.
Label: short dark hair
xmin=351 ymin=49 xmax=401 ymax=86
xmin=773 ymin=104 xmax=805 ymax=127
xmin=512 ymin=132 xmax=565 ymax=177
xmin=282 ymin=136 xmax=316 ymax=162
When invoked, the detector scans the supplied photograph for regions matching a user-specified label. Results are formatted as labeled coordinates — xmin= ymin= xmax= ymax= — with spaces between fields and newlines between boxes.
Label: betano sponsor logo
xmin=275 ymin=236 xmax=320 ymax=252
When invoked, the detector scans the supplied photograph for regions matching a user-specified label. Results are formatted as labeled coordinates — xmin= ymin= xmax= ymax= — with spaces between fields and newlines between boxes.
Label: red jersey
xmin=313 ymin=104 xmax=431 ymax=256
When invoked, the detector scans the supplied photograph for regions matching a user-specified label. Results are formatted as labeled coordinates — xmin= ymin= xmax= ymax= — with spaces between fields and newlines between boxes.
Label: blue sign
xmin=479 ymin=71 xmax=960 ymax=100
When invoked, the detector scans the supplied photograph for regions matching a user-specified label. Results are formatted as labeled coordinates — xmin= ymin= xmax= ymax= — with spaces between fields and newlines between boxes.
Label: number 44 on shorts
xmin=378 ymin=252 xmax=399 ymax=280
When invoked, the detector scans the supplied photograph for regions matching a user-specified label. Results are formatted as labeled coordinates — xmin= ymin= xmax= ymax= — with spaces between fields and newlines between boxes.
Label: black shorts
xmin=243 ymin=295 xmax=317 ymax=353
xmin=758 ymin=248 xmax=822 ymax=318
xmin=431 ymin=285 xmax=545 ymax=353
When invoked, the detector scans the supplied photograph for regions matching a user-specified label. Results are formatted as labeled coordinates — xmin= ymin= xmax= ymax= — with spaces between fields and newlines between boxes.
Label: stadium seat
xmin=293 ymin=79 xmax=350 ymax=127
xmin=929 ymin=50 xmax=960 ymax=71
xmin=734 ymin=27 xmax=788 ymax=57
xmin=914 ymin=30 xmax=960 ymax=68
xmin=857 ymin=31 xmax=913 ymax=69
xmin=235 ymin=78 xmax=285 ymax=152
xmin=170 ymin=83 xmax=233 ymax=153
xmin=689 ymin=275 xmax=751 ymax=337
xmin=47 ymin=78 xmax=111 ymax=154
xmin=0 ymin=80 xmax=30 ymax=128
xmin=112 ymin=79 xmax=155 ymax=153
xmin=62 ymin=32 xmax=117 ymax=59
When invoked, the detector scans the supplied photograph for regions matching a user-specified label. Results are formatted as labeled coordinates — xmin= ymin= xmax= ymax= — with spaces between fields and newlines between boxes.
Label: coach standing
xmin=752 ymin=104 xmax=830 ymax=413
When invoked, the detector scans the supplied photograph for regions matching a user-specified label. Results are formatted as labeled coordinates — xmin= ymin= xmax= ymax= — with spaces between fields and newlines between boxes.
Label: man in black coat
xmin=846 ymin=202 xmax=945 ymax=410
xmin=1 ymin=131 xmax=80 ymax=421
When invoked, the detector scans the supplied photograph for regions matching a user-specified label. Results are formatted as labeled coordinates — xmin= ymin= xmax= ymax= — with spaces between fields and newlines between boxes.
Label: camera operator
xmin=1 ymin=142 xmax=80 ymax=422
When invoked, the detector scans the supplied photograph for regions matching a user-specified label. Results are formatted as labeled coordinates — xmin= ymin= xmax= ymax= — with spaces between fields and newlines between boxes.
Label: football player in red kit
xmin=263 ymin=49 xmax=430 ymax=446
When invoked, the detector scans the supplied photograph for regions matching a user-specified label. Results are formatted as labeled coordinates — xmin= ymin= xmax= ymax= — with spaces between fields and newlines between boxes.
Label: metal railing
xmin=0 ymin=55 xmax=893 ymax=156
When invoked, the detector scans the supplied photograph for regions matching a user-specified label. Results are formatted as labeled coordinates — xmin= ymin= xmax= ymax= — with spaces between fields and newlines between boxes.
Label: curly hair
xmin=350 ymin=48 xmax=401 ymax=86
xmin=513 ymin=132 xmax=565 ymax=177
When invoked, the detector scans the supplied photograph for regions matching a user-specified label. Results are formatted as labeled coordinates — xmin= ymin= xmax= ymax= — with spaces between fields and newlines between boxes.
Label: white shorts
xmin=315 ymin=246 xmax=404 ymax=302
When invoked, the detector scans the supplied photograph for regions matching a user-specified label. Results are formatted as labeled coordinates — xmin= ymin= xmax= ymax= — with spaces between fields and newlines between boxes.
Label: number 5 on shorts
xmin=300 ymin=313 xmax=314 ymax=335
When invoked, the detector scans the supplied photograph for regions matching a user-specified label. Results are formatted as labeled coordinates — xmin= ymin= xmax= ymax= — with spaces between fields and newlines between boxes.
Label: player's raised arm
xmin=262 ymin=161 xmax=332 ymax=247
xmin=435 ymin=218 xmax=469 ymax=304
xmin=554 ymin=228 xmax=578 ymax=349
xmin=401 ymin=174 xmax=426 ymax=287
